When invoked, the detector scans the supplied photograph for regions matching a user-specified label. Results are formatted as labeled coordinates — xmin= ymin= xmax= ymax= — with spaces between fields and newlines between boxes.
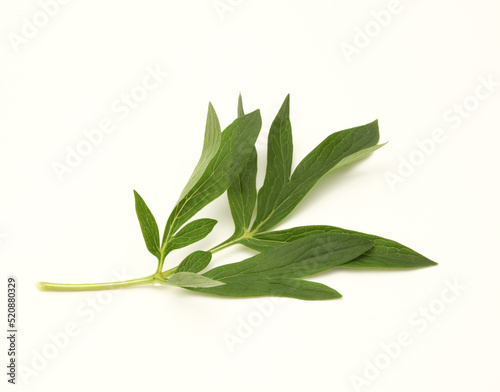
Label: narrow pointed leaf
xmin=167 ymin=219 xmax=217 ymax=252
xmin=227 ymin=149 xmax=257 ymax=232
xmin=163 ymin=110 xmax=262 ymax=244
xmin=178 ymin=103 xmax=221 ymax=200
xmin=237 ymin=93 xmax=245 ymax=117
xmin=241 ymin=225 xmax=437 ymax=269
xmin=167 ymin=272 xmax=225 ymax=288
xmin=176 ymin=251 xmax=212 ymax=273
xmin=253 ymin=95 xmax=293 ymax=227
xmin=133 ymin=190 xmax=160 ymax=258
xmin=190 ymin=233 xmax=369 ymax=298
xmin=189 ymin=277 xmax=341 ymax=300
xmin=205 ymin=233 xmax=372 ymax=280
xmin=227 ymin=94 xmax=258 ymax=232
xmin=328 ymin=142 xmax=387 ymax=174
xmin=251 ymin=120 xmax=379 ymax=233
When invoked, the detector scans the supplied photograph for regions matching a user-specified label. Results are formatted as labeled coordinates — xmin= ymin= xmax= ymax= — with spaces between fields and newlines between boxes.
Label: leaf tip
xmin=206 ymin=218 xmax=218 ymax=229
xmin=411 ymin=254 xmax=438 ymax=268
xmin=237 ymin=94 xmax=244 ymax=117
xmin=368 ymin=119 xmax=380 ymax=143
xmin=279 ymin=94 xmax=290 ymax=115
xmin=248 ymin=108 xmax=262 ymax=120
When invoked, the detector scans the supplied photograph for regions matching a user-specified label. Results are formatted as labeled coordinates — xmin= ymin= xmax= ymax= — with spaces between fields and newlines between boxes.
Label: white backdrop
xmin=1 ymin=1 xmax=499 ymax=391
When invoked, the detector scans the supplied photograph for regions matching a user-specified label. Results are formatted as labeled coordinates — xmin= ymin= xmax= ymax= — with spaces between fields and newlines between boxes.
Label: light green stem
xmin=156 ymin=251 xmax=168 ymax=275
xmin=37 ymin=232 xmax=255 ymax=292
xmin=209 ymin=240 xmax=238 ymax=254
xmin=36 ymin=275 xmax=158 ymax=292
xmin=161 ymin=266 xmax=177 ymax=278
xmin=209 ymin=231 xmax=254 ymax=254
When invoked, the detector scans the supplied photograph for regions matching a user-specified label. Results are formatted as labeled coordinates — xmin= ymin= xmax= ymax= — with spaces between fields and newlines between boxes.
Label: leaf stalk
xmin=36 ymin=275 xmax=158 ymax=292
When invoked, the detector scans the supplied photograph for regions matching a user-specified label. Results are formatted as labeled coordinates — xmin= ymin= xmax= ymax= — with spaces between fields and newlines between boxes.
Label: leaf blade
xmin=227 ymin=94 xmax=258 ymax=232
xmin=133 ymin=190 xmax=161 ymax=258
xmin=178 ymin=103 xmax=222 ymax=200
xmin=251 ymin=120 xmax=380 ymax=232
xmin=253 ymin=95 xmax=293 ymax=228
xmin=205 ymin=233 xmax=373 ymax=280
xmin=227 ymin=149 xmax=257 ymax=232
xmin=328 ymin=142 xmax=387 ymax=174
xmin=189 ymin=277 xmax=341 ymax=300
xmin=167 ymin=219 xmax=217 ymax=251
xmin=237 ymin=93 xmax=245 ymax=118
xmin=163 ymin=109 xmax=262 ymax=243
xmin=243 ymin=225 xmax=437 ymax=269
xmin=167 ymin=272 xmax=225 ymax=288
xmin=176 ymin=251 xmax=212 ymax=273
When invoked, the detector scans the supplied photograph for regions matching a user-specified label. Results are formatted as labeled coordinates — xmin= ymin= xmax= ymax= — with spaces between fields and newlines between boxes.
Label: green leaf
xmin=162 ymin=109 xmax=262 ymax=244
xmin=253 ymin=95 xmax=293 ymax=229
xmin=204 ymin=233 xmax=372 ymax=279
xmin=227 ymin=95 xmax=258 ymax=233
xmin=178 ymin=103 xmax=222 ymax=200
xmin=176 ymin=251 xmax=212 ymax=273
xmin=133 ymin=190 xmax=160 ymax=258
xmin=241 ymin=225 xmax=437 ymax=269
xmin=189 ymin=233 xmax=372 ymax=299
xmin=227 ymin=149 xmax=258 ymax=233
xmin=328 ymin=142 xmax=387 ymax=174
xmin=189 ymin=277 xmax=341 ymax=300
xmin=167 ymin=272 xmax=225 ymax=288
xmin=251 ymin=120 xmax=380 ymax=233
xmin=237 ymin=93 xmax=245 ymax=118
xmin=167 ymin=219 xmax=217 ymax=252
